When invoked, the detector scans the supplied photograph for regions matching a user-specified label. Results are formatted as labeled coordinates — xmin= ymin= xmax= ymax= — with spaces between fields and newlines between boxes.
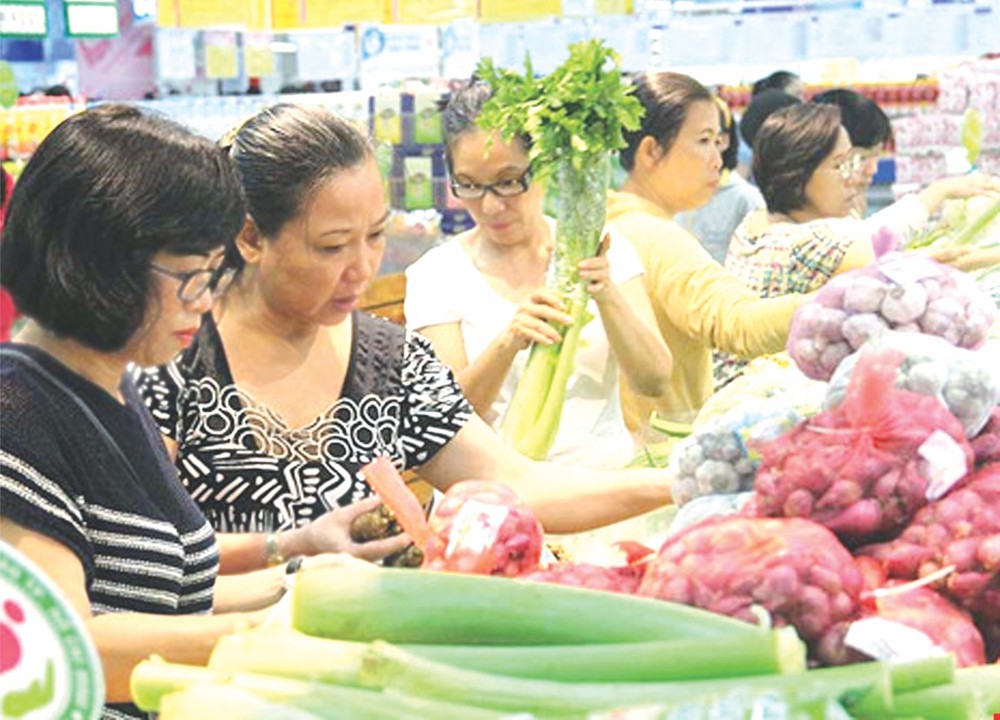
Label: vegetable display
xmin=474 ymin=40 xmax=643 ymax=459
xmin=853 ymin=564 xmax=987 ymax=668
xmin=753 ymin=349 xmax=973 ymax=546
xmin=420 ymin=480 xmax=544 ymax=576
xmin=787 ymin=252 xmax=996 ymax=380
xmin=858 ymin=464 xmax=1000 ymax=646
xmin=824 ymin=331 xmax=1000 ymax=438
xmin=667 ymin=399 xmax=801 ymax=506
xmin=637 ymin=515 xmax=865 ymax=665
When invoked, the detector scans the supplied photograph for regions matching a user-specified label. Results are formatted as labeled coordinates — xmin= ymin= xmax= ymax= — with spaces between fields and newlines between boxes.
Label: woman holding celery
xmin=405 ymin=81 xmax=672 ymax=468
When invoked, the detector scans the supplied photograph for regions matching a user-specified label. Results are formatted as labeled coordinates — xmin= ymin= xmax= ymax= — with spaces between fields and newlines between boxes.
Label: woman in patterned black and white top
xmin=0 ymin=105 xmax=347 ymax=719
xmin=135 ymin=104 xmax=674 ymax=573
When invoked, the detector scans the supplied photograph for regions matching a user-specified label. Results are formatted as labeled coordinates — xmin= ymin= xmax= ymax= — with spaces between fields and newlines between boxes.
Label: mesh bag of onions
xmin=422 ymin=480 xmax=544 ymax=577
xmin=638 ymin=516 xmax=863 ymax=665
xmin=754 ymin=348 xmax=973 ymax=546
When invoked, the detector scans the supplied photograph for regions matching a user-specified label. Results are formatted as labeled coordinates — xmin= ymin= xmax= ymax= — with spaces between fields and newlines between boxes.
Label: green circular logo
xmin=0 ymin=543 xmax=104 ymax=719
xmin=0 ymin=62 xmax=17 ymax=110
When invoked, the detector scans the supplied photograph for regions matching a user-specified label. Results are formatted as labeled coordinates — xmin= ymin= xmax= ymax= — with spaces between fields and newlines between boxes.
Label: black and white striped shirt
xmin=1 ymin=344 xmax=219 ymax=720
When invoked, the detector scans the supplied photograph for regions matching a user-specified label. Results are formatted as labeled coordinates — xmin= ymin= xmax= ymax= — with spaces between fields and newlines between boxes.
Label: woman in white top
xmin=405 ymin=82 xmax=672 ymax=468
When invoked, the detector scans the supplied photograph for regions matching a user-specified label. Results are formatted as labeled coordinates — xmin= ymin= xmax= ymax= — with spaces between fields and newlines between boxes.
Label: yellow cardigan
xmin=606 ymin=190 xmax=806 ymax=428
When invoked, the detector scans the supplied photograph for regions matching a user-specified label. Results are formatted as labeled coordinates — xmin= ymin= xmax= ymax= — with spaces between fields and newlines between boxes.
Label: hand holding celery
xmin=475 ymin=40 xmax=643 ymax=459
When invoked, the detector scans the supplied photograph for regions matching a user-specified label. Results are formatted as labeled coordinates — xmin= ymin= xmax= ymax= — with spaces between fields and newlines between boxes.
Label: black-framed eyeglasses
xmin=150 ymin=263 xmax=224 ymax=303
xmin=449 ymin=169 xmax=532 ymax=200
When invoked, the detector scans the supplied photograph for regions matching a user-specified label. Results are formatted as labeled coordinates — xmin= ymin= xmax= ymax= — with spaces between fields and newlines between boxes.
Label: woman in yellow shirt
xmin=606 ymin=71 xmax=806 ymax=431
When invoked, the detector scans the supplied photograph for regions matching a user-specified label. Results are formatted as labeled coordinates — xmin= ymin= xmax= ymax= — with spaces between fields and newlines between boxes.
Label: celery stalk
xmin=953 ymin=196 xmax=1000 ymax=246
xmin=886 ymin=655 xmax=954 ymax=694
xmin=360 ymin=641 xmax=894 ymax=716
xmin=404 ymin=626 xmax=806 ymax=682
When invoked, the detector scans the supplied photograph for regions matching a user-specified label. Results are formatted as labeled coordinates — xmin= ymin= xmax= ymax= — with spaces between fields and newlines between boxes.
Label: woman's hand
xmin=295 ymin=496 xmax=412 ymax=562
xmin=505 ymin=288 xmax=573 ymax=351
xmin=920 ymin=172 xmax=1000 ymax=214
xmin=578 ymin=233 xmax=614 ymax=303
xmin=923 ymin=244 xmax=1000 ymax=273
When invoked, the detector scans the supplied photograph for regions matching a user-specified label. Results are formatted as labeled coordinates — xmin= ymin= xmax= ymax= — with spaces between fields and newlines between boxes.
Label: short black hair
xmin=1 ymin=104 xmax=245 ymax=352
xmin=752 ymin=71 xmax=801 ymax=97
xmin=715 ymin=96 xmax=739 ymax=171
xmin=754 ymin=104 xmax=842 ymax=215
xmin=620 ymin=72 xmax=713 ymax=172
xmin=439 ymin=80 xmax=530 ymax=170
xmin=811 ymin=88 xmax=892 ymax=149
xmin=739 ymin=89 xmax=803 ymax=149
xmin=227 ymin=103 xmax=372 ymax=246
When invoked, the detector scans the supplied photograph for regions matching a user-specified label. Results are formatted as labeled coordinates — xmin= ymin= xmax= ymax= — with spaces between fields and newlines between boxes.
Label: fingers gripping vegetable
xmin=788 ymin=253 xmax=997 ymax=380
xmin=637 ymin=516 xmax=864 ymax=665
xmin=475 ymin=40 xmax=644 ymax=459
xmin=754 ymin=348 xmax=973 ymax=546
xmin=421 ymin=480 xmax=545 ymax=577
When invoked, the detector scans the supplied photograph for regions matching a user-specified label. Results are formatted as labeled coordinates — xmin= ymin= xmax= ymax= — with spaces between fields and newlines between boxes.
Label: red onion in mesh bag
xmin=787 ymin=253 xmax=996 ymax=380
xmin=521 ymin=563 xmax=647 ymax=595
xmin=422 ymin=480 xmax=544 ymax=577
xmin=972 ymin=409 xmax=1000 ymax=468
xmin=857 ymin=464 xmax=1000 ymax=631
xmin=637 ymin=516 xmax=863 ymax=665
xmin=754 ymin=348 xmax=973 ymax=546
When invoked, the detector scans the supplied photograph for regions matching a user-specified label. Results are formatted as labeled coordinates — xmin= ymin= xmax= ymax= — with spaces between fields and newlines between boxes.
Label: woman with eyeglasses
xmin=716 ymin=102 xmax=1000 ymax=386
xmin=404 ymin=82 xmax=672 ymax=467
xmin=0 ymin=104 xmax=366 ymax=717
xmin=134 ymin=102 xmax=674 ymax=567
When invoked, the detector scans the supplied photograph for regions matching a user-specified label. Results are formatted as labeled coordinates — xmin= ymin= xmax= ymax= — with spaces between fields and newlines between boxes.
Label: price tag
xmin=0 ymin=2 xmax=47 ymax=37
xmin=845 ymin=617 xmax=947 ymax=662
xmin=919 ymin=430 xmax=969 ymax=500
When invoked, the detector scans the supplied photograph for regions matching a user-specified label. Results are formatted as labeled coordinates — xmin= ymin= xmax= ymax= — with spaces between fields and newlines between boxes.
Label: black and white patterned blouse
xmin=0 ymin=344 xmax=219 ymax=720
xmin=134 ymin=312 xmax=472 ymax=533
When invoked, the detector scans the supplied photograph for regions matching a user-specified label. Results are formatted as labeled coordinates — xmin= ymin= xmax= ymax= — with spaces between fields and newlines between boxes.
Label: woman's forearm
xmin=213 ymin=566 xmax=286 ymax=613
xmin=455 ymin=333 xmax=523 ymax=419
xmin=88 ymin=609 xmax=265 ymax=703
xmin=595 ymin=285 xmax=672 ymax=397
xmin=216 ymin=529 xmax=319 ymax=575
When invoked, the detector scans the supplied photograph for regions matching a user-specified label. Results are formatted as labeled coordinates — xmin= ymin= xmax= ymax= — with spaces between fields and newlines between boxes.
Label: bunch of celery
xmin=475 ymin=40 xmax=643 ymax=459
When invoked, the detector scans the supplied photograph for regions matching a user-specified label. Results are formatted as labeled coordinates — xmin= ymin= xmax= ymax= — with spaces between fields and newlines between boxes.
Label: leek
xmin=290 ymin=565 xmax=758 ymax=645
xmin=475 ymin=40 xmax=643 ymax=459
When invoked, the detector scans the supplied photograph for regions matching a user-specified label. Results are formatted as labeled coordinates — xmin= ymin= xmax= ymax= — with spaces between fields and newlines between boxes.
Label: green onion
xmin=291 ymin=565 xmax=759 ymax=645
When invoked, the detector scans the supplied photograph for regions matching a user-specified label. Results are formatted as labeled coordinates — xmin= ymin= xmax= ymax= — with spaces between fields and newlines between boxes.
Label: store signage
xmin=479 ymin=0 xmax=560 ymax=23
xmin=0 ymin=0 xmax=47 ymax=38
xmin=65 ymin=0 xmax=119 ymax=38
xmin=204 ymin=29 xmax=239 ymax=78
xmin=396 ymin=0 xmax=475 ymax=25
xmin=358 ymin=24 xmax=439 ymax=89
xmin=0 ymin=543 xmax=104 ymax=720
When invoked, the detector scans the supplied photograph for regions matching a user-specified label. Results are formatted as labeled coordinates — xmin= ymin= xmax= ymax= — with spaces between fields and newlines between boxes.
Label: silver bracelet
xmin=264 ymin=531 xmax=285 ymax=567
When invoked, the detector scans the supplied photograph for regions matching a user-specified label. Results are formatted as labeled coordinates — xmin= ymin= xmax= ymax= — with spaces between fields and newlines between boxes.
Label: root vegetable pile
xmin=787 ymin=253 xmax=996 ymax=380
xmin=753 ymin=349 xmax=972 ymax=546
xmin=638 ymin=515 xmax=864 ymax=665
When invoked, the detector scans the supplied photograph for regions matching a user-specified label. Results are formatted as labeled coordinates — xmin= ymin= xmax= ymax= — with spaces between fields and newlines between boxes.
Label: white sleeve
xmin=403 ymin=243 xmax=462 ymax=331
xmin=604 ymin=226 xmax=645 ymax=284
xmin=864 ymin=194 xmax=930 ymax=240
